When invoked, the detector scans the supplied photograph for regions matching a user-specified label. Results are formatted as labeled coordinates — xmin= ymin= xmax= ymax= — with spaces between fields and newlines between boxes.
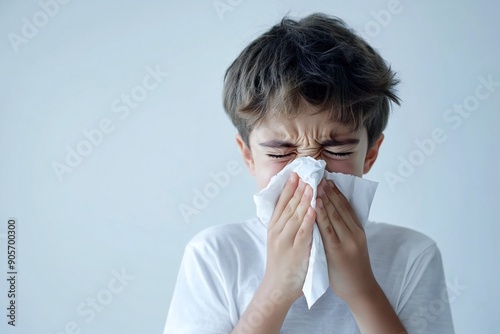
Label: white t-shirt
xmin=164 ymin=218 xmax=454 ymax=333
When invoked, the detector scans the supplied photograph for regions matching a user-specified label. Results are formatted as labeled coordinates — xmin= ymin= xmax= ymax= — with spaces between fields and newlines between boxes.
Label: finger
xmin=318 ymin=180 xmax=350 ymax=241
xmin=315 ymin=197 xmax=340 ymax=248
xmin=293 ymin=206 xmax=315 ymax=248
xmin=327 ymin=179 xmax=363 ymax=231
xmin=269 ymin=173 xmax=299 ymax=230
xmin=273 ymin=177 xmax=307 ymax=234
xmin=282 ymin=183 xmax=313 ymax=239
xmin=324 ymin=179 xmax=362 ymax=233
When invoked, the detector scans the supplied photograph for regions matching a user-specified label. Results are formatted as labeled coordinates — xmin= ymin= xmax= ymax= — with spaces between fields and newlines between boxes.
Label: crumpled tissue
xmin=253 ymin=156 xmax=378 ymax=309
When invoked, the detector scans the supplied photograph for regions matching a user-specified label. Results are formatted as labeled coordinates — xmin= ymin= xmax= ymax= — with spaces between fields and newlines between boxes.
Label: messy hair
xmin=223 ymin=13 xmax=400 ymax=149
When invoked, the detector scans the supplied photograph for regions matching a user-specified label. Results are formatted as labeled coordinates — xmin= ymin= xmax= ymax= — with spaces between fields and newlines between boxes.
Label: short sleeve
xmin=398 ymin=245 xmax=455 ymax=334
xmin=163 ymin=239 xmax=234 ymax=334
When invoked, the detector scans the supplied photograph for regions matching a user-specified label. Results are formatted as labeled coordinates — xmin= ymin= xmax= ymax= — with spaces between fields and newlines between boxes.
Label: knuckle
xmin=337 ymin=197 xmax=348 ymax=211
xmin=284 ymin=202 xmax=294 ymax=215
xmin=296 ymin=227 xmax=306 ymax=237
xmin=297 ymin=201 xmax=308 ymax=214
xmin=329 ymin=240 xmax=341 ymax=250
xmin=291 ymin=211 xmax=301 ymax=223
xmin=325 ymin=224 xmax=335 ymax=235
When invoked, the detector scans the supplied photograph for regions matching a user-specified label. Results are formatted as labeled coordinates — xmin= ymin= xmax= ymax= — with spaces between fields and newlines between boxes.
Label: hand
xmin=262 ymin=172 xmax=316 ymax=303
xmin=315 ymin=178 xmax=378 ymax=304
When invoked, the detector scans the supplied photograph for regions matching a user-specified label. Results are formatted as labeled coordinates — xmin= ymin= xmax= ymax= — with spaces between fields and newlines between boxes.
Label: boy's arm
xmin=315 ymin=179 xmax=407 ymax=333
xmin=231 ymin=279 xmax=295 ymax=334
xmin=232 ymin=173 xmax=315 ymax=333
xmin=345 ymin=246 xmax=454 ymax=334
xmin=348 ymin=285 xmax=407 ymax=334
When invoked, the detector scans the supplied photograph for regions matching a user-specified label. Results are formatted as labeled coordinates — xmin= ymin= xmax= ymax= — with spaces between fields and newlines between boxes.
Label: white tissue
xmin=253 ymin=157 xmax=378 ymax=309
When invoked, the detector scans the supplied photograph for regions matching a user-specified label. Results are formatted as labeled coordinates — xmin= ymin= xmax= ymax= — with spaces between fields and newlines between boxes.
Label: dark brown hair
xmin=223 ymin=13 xmax=400 ymax=149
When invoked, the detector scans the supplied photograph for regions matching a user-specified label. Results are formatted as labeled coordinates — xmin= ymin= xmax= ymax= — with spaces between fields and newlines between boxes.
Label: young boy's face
xmin=236 ymin=104 xmax=384 ymax=190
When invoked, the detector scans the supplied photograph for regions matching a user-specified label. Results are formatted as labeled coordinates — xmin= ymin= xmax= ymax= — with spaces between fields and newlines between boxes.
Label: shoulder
xmin=180 ymin=218 xmax=267 ymax=282
xmin=186 ymin=217 xmax=266 ymax=254
xmin=365 ymin=221 xmax=439 ymax=259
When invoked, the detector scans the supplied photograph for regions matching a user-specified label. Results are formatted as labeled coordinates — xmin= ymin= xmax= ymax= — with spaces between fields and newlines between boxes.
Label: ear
xmin=363 ymin=134 xmax=384 ymax=174
xmin=235 ymin=133 xmax=256 ymax=176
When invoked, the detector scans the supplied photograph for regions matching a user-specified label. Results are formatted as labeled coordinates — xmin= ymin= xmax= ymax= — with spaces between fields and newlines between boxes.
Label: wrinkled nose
xmin=296 ymin=148 xmax=322 ymax=160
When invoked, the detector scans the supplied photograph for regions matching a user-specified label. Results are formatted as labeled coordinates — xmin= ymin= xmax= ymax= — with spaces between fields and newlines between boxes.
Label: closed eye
xmin=324 ymin=150 xmax=353 ymax=158
xmin=267 ymin=151 xmax=353 ymax=159
xmin=267 ymin=153 xmax=292 ymax=159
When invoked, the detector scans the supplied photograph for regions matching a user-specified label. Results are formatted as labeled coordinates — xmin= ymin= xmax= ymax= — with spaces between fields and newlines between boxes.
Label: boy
xmin=164 ymin=13 xmax=454 ymax=333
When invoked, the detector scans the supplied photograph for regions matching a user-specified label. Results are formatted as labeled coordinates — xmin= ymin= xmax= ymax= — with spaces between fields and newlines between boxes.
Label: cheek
xmin=325 ymin=155 xmax=365 ymax=177
xmin=256 ymin=161 xmax=288 ymax=190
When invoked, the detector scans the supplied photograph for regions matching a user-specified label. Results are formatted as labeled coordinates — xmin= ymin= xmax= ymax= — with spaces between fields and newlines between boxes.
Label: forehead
xmin=251 ymin=110 xmax=362 ymax=141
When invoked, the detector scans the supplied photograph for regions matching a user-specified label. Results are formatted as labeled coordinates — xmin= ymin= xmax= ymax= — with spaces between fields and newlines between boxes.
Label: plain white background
xmin=0 ymin=0 xmax=498 ymax=333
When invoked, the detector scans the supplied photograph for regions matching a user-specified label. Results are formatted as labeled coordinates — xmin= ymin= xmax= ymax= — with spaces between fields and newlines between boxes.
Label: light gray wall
xmin=0 ymin=0 xmax=498 ymax=333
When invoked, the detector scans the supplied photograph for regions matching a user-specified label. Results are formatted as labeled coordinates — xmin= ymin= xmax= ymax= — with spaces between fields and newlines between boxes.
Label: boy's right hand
xmin=262 ymin=172 xmax=315 ymax=304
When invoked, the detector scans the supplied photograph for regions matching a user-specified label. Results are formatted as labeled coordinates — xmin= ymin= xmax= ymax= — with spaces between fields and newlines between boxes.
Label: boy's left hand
xmin=315 ymin=178 xmax=379 ymax=305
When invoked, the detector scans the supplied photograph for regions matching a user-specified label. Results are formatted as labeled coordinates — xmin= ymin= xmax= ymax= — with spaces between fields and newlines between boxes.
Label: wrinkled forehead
xmin=260 ymin=98 xmax=360 ymax=129
xmin=251 ymin=111 xmax=363 ymax=142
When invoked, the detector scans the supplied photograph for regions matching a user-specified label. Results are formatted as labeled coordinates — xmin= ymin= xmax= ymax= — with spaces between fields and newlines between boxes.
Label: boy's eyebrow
xmin=258 ymin=140 xmax=297 ymax=148
xmin=258 ymin=138 xmax=360 ymax=148
xmin=320 ymin=138 xmax=360 ymax=147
